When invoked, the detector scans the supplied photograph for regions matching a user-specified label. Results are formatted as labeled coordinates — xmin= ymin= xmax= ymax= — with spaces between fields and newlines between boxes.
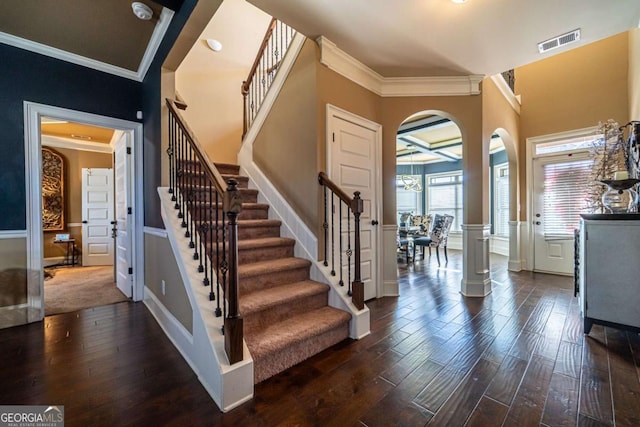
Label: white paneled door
xmin=81 ymin=168 xmax=114 ymax=266
xmin=114 ymin=133 xmax=133 ymax=298
xmin=328 ymin=105 xmax=382 ymax=301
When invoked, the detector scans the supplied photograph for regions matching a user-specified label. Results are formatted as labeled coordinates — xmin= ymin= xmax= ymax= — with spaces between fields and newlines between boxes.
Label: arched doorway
xmin=395 ymin=111 xmax=464 ymax=270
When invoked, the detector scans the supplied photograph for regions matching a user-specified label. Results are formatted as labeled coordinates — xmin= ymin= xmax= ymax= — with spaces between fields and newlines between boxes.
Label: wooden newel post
xmin=224 ymin=179 xmax=243 ymax=364
xmin=350 ymin=191 xmax=365 ymax=310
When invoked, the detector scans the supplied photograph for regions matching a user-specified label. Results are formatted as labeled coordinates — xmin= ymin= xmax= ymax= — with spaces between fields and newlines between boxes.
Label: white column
xmin=461 ymin=224 xmax=491 ymax=297
xmin=382 ymin=224 xmax=399 ymax=296
xmin=508 ymin=220 xmax=522 ymax=271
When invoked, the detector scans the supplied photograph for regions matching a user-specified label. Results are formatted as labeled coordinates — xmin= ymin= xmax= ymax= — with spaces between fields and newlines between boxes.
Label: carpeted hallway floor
xmin=44 ymin=265 xmax=128 ymax=316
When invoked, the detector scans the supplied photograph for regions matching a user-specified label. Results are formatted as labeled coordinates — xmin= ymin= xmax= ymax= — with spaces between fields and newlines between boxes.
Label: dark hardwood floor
xmin=2 ymin=250 xmax=640 ymax=426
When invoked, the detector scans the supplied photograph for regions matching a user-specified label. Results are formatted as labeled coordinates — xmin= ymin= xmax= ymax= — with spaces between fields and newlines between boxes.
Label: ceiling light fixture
xmin=131 ymin=2 xmax=153 ymax=20
xmin=401 ymin=144 xmax=422 ymax=193
xmin=205 ymin=39 xmax=223 ymax=52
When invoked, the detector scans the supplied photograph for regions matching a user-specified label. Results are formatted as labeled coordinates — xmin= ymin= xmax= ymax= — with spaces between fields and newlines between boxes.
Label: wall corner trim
xmin=317 ymin=36 xmax=483 ymax=97
xmin=490 ymin=74 xmax=521 ymax=114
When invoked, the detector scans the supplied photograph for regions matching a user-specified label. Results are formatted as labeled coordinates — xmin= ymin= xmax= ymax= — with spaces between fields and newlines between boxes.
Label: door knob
xmin=371 ymin=220 xmax=379 ymax=226
xmin=535 ymin=221 xmax=541 ymax=225
xmin=82 ymin=220 xmax=88 ymax=224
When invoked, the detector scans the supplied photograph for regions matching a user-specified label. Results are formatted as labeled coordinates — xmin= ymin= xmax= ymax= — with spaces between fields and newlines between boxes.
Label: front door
xmin=81 ymin=168 xmax=114 ymax=266
xmin=328 ymin=105 xmax=381 ymax=301
xmin=532 ymin=154 xmax=592 ymax=274
xmin=114 ymin=133 xmax=132 ymax=298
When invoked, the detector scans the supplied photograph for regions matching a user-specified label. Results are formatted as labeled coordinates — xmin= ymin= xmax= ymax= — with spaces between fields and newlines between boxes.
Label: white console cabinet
xmin=578 ymin=216 xmax=640 ymax=334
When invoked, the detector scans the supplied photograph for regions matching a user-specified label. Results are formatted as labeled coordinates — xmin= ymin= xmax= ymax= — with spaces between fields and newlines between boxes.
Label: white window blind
xmin=396 ymin=176 xmax=422 ymax=215
xmin=542 ymin=159 xmax=592 ymax=238
xmin=494 ymin=164 xmax=509 ymax=236
xmin=427 ymin=172 xmax=462 ymax=231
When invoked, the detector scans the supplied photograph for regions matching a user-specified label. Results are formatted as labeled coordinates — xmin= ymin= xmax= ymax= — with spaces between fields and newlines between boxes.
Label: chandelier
xmin=401 ymin=144 xmax=422 ymax=192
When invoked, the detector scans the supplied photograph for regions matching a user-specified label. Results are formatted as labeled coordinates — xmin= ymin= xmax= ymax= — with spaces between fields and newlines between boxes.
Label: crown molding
xmin=490 ymin=74 xmax=521 ymax=114
xmin=42 ymin=135 xmax=113 ymax=153
xmin=0 ymin=8 xmax=173 ymax=82
xmin=316 ymin=36 xmax=483 ymax=97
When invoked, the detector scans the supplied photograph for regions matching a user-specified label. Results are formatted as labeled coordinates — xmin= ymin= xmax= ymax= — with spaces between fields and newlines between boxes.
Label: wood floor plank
xmin=503 ymin=355 xmax=555 ymax=426
xmin=541 ymin=372 xmax=580 ymax=427
xmin=555 ymin=341 xmax=583 ymax=378
xmin=427 ymin=358 xmax=499 ymax=426
xmin=485 ymin=355 xmax=529 ymax=406
xmin=465 ymin=396 xmax=509 ymax=427
xmin=609 ymin=365 xmax=640 ymax=426
xmin=579 ymin=367 xmax=614 ymax=425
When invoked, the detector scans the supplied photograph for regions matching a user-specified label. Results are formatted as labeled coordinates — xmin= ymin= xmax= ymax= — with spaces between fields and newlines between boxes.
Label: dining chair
xmin=412 ymin=214 xmax=454 ymax=266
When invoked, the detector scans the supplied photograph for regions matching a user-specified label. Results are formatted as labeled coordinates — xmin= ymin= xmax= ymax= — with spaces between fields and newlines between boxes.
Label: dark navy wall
xmin=0 ymin=44 xmax=142 ymax=230
xmin=142 ymin=0 xmax=198 ymax=228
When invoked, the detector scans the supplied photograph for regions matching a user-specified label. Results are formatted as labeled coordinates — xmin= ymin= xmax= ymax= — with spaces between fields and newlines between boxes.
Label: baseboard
xmin=383 ymin=280 xmax=399 ymax=297
xmin=43 ymin=256 xmax=82 ymax=267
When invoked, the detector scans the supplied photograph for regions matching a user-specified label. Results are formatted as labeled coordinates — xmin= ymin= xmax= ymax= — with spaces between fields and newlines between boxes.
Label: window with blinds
xmin=493 ymin=164 xmax=509 ymax=237
xmin=396 ymin=175 xmax=422 ymax=215
xmin=427 ymin=172 xmax=462 ymax=232
xmin=542 ymin=159 xmax=593 ymax=238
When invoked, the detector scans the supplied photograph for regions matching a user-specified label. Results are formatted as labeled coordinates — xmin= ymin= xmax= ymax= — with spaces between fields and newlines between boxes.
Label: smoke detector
xmin=538 ymin=29 xmax=581 ymax=54
xmin=132 ymin=2 xmax=153 ymax=20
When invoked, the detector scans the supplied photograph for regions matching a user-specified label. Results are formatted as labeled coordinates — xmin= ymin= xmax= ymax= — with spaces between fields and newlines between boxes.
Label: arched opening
xmin=395 ymin=110 xmax=464 ymax=271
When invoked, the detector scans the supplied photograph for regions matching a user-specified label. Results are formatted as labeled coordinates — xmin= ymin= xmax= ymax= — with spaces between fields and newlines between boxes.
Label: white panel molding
xmin=490 ymin=74 xmax=521 ymax=114
xmin=382 ymin=224 xmax=399 ymax=297
xmin=42 ymin=135 xmax=113 ymax=153
xmin=461 ymin=224 xmax=492 ymax=297
xmin=0 ymin=8 xmax=173 ymax=82
xmin=490 ymin=235 xmax=510 ymax=257
xmin=317 ymin=36 xmax=483 ymax=97
xmin=0 ymin=230 xmax=27 ymax=239
xmin=508 ymin=220 xmax=523 ymax=271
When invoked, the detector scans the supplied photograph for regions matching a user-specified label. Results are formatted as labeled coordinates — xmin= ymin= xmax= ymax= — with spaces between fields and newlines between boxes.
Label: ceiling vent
xmin=537 ymin=29 xmax=581 ymax=53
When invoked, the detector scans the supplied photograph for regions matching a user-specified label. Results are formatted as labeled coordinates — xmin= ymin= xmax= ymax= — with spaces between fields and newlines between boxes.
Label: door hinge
xmin=128 ymin=267 xmax=133 ymax=275
xmin=127 ymin=207 xmax=132 ymax=215
xmin=332 ymin=132 xmax=335 ymax=142
xmin=126 ymin=147 xmax=131 ymax=155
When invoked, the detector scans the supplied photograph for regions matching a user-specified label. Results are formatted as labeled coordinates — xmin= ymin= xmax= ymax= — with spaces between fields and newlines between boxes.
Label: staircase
xmin=185 ymin=161 xmax=351 ymax=383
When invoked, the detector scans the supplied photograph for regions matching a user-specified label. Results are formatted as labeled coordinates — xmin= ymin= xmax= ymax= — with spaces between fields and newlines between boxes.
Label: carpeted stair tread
xmin=237 ymin=236 xmax=295 ymax=250
xmin=246 ymin=306 xmax=351 ymax=357
xmin=214 ymin=163 xmax=240 ymax=175
xmin=240 ymin=280 xmax=328 ymax=314
xmin=238 ymin=257 xmax=310 ymax=278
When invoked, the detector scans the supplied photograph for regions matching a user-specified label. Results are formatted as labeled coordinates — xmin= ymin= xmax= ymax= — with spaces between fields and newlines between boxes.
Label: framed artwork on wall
xmin=42 ymin=147 xmax=65 ymax=231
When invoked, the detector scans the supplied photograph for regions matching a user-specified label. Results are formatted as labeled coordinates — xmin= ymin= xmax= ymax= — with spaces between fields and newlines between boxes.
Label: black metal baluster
xmin=174 ymin=127 xmax=181 ymax=210
xmin=185 ymin=146 xmax=193 ymax=237
xmin=167 ymin=113 xmax=175 ymax=197
xmin=339 ymin=201 xmax=344 ymax=286
xmin=331 ymin=192 xmax=335 ymax=276
xmin=177 ymin=133 xmax=185 ymax=217
xmin=220 ymin=192 xmax=228 ymax=327
xmin=322 ymin=185 xmax=328 ymax=266
xmin=214 ymin=191 xmax=222 ymax=317
xmin=347 ymin=209 xmax=352 ymax=294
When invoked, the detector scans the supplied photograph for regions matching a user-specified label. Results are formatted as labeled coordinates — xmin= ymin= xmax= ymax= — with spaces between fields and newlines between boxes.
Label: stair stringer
xmin=153 ymin=187 xmax=254 ymax=412
xmin=236 ymin=161 xmax=370 ymax=340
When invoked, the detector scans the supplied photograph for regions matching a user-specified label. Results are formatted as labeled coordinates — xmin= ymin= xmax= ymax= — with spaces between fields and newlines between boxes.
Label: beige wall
xmin=42 ymin=147 xmax=112 ymax=259
xmin=630 ymin=29 xmax=640 ymax=121
xmin=176 ymin=70 xmax=246 ymax=164
xmin=145 ymin=233 xmax=193 ymax=333
xmin=0 ymin=238 xmax=27 ymax=309
xmin=254 ymin=39 xmax=319 ymax=230
xmin=516 ymin=33 xmax=629 ymax=212
xmin=482 ymin=78 xmax=521 ymax=220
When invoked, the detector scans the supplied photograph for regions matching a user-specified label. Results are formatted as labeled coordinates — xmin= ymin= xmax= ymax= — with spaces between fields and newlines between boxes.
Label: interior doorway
xmin=24 ymin=102 xmax=144 ymax=321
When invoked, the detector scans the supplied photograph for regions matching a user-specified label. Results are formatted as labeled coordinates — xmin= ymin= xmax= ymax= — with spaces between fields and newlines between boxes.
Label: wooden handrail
xmin=318 ymin=172 xmax=359 ymax=211
xmin=166 ymin=99 xmax=227 ymax=196
xmin=241 ymin=18 xmax=277 ymax=96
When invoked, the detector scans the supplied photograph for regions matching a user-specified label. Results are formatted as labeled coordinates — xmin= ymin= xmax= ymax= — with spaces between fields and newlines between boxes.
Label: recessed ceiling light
xmin=205 ymin=39 xmax=223 ymax=52
xmin=131 ymin=2 xmax=153 ymax=20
